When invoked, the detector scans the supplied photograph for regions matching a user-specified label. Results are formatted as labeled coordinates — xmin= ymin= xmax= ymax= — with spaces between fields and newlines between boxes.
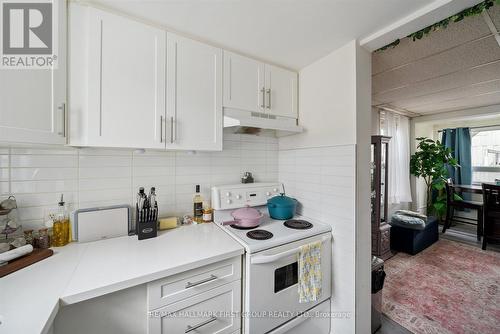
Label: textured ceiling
xmin=372 ymin=4 xmax=500 ymax=116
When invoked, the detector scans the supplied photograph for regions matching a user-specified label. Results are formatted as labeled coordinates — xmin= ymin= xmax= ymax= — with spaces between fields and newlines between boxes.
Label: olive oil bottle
xmin=52 ymin=194 xmax=70 ymax=247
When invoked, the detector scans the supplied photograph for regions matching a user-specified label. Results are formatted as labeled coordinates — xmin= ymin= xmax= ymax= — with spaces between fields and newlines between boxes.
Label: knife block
xmin=136 ymin=204 xmax=158 ymax=240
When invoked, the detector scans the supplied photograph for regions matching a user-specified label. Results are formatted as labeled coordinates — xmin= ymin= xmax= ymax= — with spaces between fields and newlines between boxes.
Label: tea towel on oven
xmin=298 ymin=240 xmax=322 ymax=303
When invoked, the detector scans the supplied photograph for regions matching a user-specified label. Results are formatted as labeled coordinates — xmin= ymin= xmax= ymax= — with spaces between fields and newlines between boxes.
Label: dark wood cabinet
xmin=371 ymin=135 xmax=392 ymax=260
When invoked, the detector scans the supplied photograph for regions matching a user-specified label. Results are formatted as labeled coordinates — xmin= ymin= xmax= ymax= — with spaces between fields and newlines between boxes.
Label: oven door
xmin=245 ymin=233 xmax=332 ymax=334
xmin=268 ymin=299 xmax=331 ymax=334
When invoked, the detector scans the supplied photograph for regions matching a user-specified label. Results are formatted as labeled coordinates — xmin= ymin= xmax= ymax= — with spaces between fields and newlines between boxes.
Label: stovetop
xmin=213 ymin=206 xmax=332 ymax=253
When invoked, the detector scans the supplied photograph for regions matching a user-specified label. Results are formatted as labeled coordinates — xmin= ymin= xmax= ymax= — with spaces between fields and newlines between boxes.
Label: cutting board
xmin=73 ymin=205 xmax=130 ymax=242
xmin=0 ymin=248 xmax=53 ymax=278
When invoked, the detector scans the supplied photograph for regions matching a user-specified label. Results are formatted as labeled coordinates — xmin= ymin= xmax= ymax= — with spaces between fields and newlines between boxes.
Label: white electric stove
xmin=212 ymin=183 xmax=332 ymax=334
xmin=213 ymin=206 xmax=331 ymax=253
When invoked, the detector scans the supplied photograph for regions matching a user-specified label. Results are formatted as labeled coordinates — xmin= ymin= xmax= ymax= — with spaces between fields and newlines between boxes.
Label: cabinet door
xmin=167 ymin=33 xmax=222 ymax=151
xmin=265 ymin=64 xmax=297 ymax=119
xmin=88 ymin=8 xmax=166 ymax=149
xmin=0 ymin=0 xmax=66 ymax=145
xmin=223 ymin=51 xmax=265 ymax=113
xmin=149 ymin=280 xmax=241 ymax=334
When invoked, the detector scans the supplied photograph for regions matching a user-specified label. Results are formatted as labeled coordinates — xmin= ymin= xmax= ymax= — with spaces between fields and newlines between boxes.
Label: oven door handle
xmin=251 ymin=235 xmax=331 ymax=264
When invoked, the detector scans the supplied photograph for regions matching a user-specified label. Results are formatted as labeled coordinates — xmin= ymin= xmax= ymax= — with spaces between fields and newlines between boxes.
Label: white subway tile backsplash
xmin=10 ymin=167 xmax=78 ymax=181
xmin=279 ymin=144 xmax=356 ymax=226
xmin=79 ymin=188 xmax=131 ymax=203
xmin=0 ymin=155 xmax=9 ymax=168
xmin=132 ymin=166 xmax=175 ymax=177
xmin=10 ymin=147 xmax=76 ymax=155
xmin=78 ymin=148 xmax=132 ymax=156
xmin=79 ymin=155 xmax=131 ymax=167
xmin=0 ymin=181 xmax=9 ymax=194
xmin=0 ymin=168 xmax=9 ymax=181
xmin=79 ymin=166 xmax=131 ymax=179
xmin=132 ymin=155 xmax=175 ymax=167
xmin=11 ymin=180 xmax=78 ymax=194
xmin=10 ymin=155 xmax=78 ymax=168
xmin=15 ymin=192 xmax=77 ymax=208
xmin=79 ymin=178 xmax=132 ymax=191
xmin=0 ymin=131 xmax=278 ymax=228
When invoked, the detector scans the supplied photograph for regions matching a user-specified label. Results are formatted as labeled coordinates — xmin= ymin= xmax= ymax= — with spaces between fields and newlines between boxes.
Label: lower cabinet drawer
xmin=148 ymin=280 xmax=241 ymax=334
xmin=148 ymin=257 xmax=241 ymax=309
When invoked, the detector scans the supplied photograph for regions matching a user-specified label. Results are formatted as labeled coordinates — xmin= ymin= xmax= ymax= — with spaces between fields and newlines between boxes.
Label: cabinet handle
xmin=260 ymin=87 xmax=265 ymax=109
xmin=185 ymin=316 xmax=217 ymax=333
xmin=57 ymin=103 xmax=66 ymax=137
xmin=185 ymin=274 xmax=217 ymax=288
xmin=160 ymin=116 xmax=164 ymax=143
xmin=170 ymin=116 xmax=174 ymax=143
xmin=266 ymin=89 xmax=271 ymax=109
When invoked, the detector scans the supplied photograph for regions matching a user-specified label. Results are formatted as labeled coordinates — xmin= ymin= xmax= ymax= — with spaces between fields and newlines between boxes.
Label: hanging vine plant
xmin=376 ymin=0 xmax=499 ymax=52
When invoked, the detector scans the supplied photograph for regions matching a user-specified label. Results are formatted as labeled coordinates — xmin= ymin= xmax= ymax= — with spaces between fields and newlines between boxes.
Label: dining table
xmin=452 ymin=184 xmax=484 ymax=194
xmin=452 ymin=182 xmax=500 ymax=194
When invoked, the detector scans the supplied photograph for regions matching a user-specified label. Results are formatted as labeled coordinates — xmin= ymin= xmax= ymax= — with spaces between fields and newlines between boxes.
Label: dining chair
xmin=481 ymin=183 xmax=500 ymax=250
xmin=442 ymin=179 xmax=483 ymax=240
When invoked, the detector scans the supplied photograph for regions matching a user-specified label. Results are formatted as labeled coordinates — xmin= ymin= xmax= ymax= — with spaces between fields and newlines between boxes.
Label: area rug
xmin=382 ymin=239 xmax=500 ymax=334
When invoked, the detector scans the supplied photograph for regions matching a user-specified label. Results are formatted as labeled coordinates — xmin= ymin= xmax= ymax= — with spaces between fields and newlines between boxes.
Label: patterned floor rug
xmin=382 ymin=239 xmax=500 ymax=334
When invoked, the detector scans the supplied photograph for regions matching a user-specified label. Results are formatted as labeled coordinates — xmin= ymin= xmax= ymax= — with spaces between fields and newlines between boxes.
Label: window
xmin=471 ymin=129 xmax=500 ymax=184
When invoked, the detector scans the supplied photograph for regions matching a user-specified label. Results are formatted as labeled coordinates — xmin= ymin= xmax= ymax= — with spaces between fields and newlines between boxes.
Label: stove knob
xmin=236 ymin=195 xmax=242 ymax=199
xmin=226 ymin=192 xmax=231 ymax=197
xmin=226 ymin=199 xmax=232 ymax=204
xmin=266 ymin=192 xmax=271 ymax=196
xmin=273 ymin=188 xmax=278 ymax=192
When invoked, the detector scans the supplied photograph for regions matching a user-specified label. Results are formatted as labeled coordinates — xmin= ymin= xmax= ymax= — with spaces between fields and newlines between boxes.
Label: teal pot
xmin=267 ymin=194 xmax=297 ymax=220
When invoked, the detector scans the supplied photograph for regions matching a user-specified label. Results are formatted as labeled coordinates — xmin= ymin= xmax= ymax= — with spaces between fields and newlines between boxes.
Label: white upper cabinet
xmin=69 ymin=5 xmax=166 ymax=149
xmin=166 ymin=33 xmax=222 ymax=151
xmin=265 ymin=64 xmax=298 ymax=119
xmin=0 ymin=0 xmax=66 ymax=145
xmin=69 ymin=4 xmax=222 ymax=151
xmin=223 ymin=51 xmax=265 ymax=113
xmin=222 ymin=52 xmax=297 ymax=119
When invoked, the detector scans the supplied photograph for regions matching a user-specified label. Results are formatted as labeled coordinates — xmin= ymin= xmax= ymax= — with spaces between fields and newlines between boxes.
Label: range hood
xmin=224 ymin=109 xmax=303 ymax=136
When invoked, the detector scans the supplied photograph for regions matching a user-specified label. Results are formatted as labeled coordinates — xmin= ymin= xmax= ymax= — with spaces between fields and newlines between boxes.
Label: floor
xmin=440 ymin=221 xmax=500 ymax=252
xmin=375 ymin=314 xmax=412 ymax=334
xmin=381 ymin=239 xmax=500 ymax=334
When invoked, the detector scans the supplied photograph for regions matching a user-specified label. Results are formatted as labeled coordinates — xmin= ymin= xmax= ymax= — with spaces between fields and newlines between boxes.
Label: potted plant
xmin=410 ymin=137 xmax=460 ymax=218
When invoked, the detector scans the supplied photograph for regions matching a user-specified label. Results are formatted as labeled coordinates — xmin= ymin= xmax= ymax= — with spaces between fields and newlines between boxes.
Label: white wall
xmin=279 ymin=42 xmax=357 ymax=150
xmin=354 ymin=43 xmax=372 ymax=334
xmin=0 ymin=129 xmax=278 ymax=230
xmin=279 ymin=40 xmax=371 ymax=334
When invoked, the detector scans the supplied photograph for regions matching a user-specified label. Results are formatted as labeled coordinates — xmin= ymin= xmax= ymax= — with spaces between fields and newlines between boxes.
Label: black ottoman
xmin=390 ymin=216 xmax=439 ymax=255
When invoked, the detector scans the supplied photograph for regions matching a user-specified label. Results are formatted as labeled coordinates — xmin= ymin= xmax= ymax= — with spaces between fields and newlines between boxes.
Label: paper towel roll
xmin=0 ymin=244 xmax=33 ymax=263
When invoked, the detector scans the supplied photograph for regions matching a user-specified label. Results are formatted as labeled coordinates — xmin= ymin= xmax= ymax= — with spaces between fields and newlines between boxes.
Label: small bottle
xmin=52 ymin=194 xmax=70 ymax=247
xmin=202 ymin=203 xmax=213 ymax=223
xmin=193 ymin=185 xmax=204 ymax=223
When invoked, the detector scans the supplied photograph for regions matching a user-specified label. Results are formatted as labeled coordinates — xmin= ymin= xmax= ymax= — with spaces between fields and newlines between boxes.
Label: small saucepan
xmin=222 ymin=206 xmax=263 ymax=228
xmin=267 ymin=193 xmax=297 ymax=220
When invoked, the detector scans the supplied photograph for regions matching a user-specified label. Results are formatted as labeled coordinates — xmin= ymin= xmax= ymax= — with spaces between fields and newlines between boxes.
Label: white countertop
xmin=0 ymin=223 xmax=244 ymax=334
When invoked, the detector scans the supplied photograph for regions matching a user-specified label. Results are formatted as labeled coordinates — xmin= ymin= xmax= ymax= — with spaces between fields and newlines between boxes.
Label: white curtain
xmin=381 ymin=111 xmax=412 ymax=204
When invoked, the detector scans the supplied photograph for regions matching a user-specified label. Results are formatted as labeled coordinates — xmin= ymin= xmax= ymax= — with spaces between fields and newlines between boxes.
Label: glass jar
xmin=36 ymin=228 xmax=50 ymax=249
xmin=202 ymin=206 xmax=213 ymax=223
xmin=24 ymin=229 xmax=34 ymax=246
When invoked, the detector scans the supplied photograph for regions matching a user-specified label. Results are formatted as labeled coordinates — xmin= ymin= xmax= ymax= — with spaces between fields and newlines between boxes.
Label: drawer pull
xmin=185 ymin=274 xmax=217 ymax=288
xmin=185 ymin=316 xmax=217 ymax=333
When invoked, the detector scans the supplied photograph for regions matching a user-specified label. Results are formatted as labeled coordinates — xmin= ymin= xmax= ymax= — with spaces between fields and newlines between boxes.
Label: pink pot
xmin=222 ymin=206 xmax=263 ymax=228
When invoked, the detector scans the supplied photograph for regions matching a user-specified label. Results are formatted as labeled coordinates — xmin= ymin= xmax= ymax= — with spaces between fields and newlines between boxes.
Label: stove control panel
xmin=211 ymin=183 xmax=282 ymax=210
